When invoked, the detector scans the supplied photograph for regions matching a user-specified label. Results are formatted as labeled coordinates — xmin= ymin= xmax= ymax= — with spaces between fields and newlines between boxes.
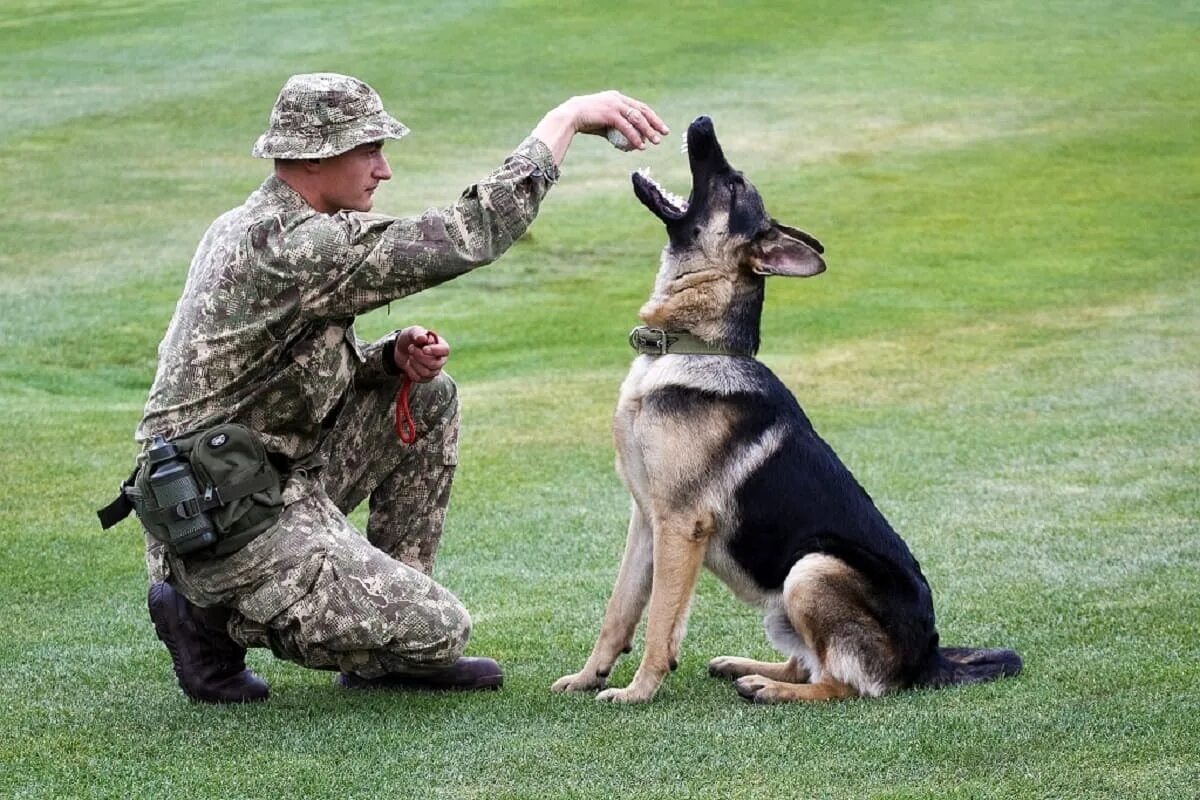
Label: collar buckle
xmin=629 ymin=326 xmax=672 ymax=356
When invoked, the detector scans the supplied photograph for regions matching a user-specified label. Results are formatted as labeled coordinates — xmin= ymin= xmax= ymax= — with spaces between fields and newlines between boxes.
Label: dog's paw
xmin=708 ymin=656 xmax=749 ymax=679
xmin=734 ymin=674 xmax=784 ymax=704
xmin=550 ymin=672 xmax=607 ymax=693
xmin=595 ymin=685 xmax=656 ymax=704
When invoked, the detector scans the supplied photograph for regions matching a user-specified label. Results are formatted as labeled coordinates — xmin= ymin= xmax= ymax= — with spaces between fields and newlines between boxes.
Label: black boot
xmin=147 ymin=581 xmax=270 ymax=704
xmin=336 ymin=657 xmax=503 ymax=692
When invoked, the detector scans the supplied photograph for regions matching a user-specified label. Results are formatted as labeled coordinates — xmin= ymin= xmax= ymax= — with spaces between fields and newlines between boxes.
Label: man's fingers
xmin=408 ymin=342 xmax=449 ymax=361
xmin=569 ymin=91 xmax=667 ymax=150
xmin=403 ymin=344 xmax=448 ymax=382
xmin=403 ymin=360 xmax=440 ymax=382
xmin=609 ymin=96 xmax=666 ymax=147
xmin=611 ymin=115 xmax=647 ymax=150
xmin=400 ymin=325 xmax=443 ymax=348
xmin=395 ymin=326 xmax=449 ymax=382
xmin=621 ymin=106 xmax=660 ymax=146
xmin=632 ymin=100 xmax=669 ymax=136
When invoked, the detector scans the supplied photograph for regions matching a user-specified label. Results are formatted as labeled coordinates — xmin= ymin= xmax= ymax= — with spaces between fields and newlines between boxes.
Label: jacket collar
xmin=255 ymin=174 xmax=314 ymax=214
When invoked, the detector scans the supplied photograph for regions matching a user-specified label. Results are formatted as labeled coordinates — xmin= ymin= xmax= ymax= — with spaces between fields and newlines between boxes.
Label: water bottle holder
xmin=175 ymin=497 xmax=205 ymax=520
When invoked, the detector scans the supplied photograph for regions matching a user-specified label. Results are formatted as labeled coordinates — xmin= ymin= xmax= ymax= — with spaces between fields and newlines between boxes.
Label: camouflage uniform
xmin=137 ymin=73 xmax=558 ymax=677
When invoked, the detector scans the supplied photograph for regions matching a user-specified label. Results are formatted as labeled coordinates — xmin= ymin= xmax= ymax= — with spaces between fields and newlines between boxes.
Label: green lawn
xmin=2 ymin=1 xmax=1197 ymax=798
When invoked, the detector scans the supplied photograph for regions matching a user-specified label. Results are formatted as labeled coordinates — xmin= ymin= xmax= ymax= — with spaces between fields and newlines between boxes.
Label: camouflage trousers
xmin=147 ymin=371 xmax=468 ymax=678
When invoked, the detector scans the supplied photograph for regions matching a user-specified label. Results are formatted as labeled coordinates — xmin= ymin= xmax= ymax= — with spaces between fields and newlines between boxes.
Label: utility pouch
xmin=187 ymin=423 xmax=283 ymax=556
xmin=99 ymin=424 xmax=283 ymax=558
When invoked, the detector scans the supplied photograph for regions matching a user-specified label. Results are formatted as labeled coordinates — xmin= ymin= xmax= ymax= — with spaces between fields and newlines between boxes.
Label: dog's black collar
xmin=628 ymin=326 xmax=752 ymax=357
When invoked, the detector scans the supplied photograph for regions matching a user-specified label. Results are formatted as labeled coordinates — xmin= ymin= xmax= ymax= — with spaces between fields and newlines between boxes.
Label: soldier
xmin=132 ymin=73 xmax=668 ymax=702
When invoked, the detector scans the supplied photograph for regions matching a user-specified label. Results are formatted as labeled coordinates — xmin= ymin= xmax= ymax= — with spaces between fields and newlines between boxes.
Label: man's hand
xmin=392 ymin=326 xmax=449 ymax=383
xmin=532 ymin=90 xmax=669 ymax=165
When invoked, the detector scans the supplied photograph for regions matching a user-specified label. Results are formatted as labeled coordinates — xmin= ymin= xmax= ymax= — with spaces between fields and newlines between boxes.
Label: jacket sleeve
xmin=356 ymin=328 xmax=402 ymax=383
xmin=262 ymin=136 xmax=559 ymax=320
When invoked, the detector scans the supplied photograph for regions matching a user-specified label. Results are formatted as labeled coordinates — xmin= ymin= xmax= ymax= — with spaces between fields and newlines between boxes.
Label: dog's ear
xmin=772 ymin=220 xmax=824 ymax=254
xmin=745 ymin=220 xmax=826 ymax=277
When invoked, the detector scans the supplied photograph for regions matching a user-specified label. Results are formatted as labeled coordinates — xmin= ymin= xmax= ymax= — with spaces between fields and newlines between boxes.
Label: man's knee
xmin=384 ymin=583 xmax=471 ymax=667
xmin=433 ymin=597 xmax=471 ymax=664
xmin=373 ymin=557 xmax=470 ymax=663
xmin=404 ymin=372 xmax=458 ymax=464
xmin=263 ymin=555 xmax=473 ymax=671
xmin=409 ymin=371 xmax=459 ymax=429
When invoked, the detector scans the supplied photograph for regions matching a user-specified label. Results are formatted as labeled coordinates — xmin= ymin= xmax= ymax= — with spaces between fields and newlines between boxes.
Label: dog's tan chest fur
xmin=614 ymin=355 xmax=783 ymax=610
xmin=638 ymin=256 xmax=736 ymax=347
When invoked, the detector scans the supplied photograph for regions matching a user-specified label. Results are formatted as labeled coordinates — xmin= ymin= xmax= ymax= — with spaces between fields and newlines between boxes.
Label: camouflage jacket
xmin=137 ymin=137 xmax=558 ymax=460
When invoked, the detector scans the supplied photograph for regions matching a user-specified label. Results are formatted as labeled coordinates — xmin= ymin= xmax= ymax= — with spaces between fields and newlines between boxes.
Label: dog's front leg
xmin=596 ymin=512 xmax=712 ymax=703
xmin=551 ymin=504 xmax=653 ymax=693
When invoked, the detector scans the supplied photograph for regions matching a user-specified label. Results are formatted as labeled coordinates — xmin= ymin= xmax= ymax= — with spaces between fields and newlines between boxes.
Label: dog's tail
xmin=918 ymin=646 xmax=1023 ymax=689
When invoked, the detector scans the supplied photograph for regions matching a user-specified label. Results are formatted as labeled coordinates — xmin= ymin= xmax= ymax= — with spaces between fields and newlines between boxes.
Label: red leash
xmin=394 ymin=331 xmax=438 ymax=445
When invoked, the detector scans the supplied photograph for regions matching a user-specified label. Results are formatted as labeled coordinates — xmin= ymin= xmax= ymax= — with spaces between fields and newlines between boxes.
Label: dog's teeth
xmin=636 ymin=166 xmax=688 ymax=212
xmin=680 ymin=139 xmax=689 ymax=154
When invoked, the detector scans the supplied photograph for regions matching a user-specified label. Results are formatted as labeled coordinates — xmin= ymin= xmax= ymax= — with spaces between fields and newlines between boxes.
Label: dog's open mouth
xmin=633 ymin=167 xmax=689 ymax=221
xmin=632 ymin=116 xmax=724 ymax=224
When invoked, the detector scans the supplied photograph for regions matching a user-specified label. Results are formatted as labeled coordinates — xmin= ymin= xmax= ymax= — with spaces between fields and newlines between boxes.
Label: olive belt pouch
xmin=114 ymin=423 xmax=283 ymax=557
xmin=186 ymin=423 xmax=284 ymax=556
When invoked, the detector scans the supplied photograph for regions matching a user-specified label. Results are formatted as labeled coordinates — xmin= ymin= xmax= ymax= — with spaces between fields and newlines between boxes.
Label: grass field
xmin=2 ymin=1 xmax=1198 ymax=798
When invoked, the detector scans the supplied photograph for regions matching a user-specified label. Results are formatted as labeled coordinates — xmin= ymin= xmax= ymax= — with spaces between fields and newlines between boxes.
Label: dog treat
xmin=605 ymin=128 xmax=636 ymax=151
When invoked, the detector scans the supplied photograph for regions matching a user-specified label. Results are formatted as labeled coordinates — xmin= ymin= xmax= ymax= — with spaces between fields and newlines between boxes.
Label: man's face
xmin=314 ymin=141 xmax=392 ymax=213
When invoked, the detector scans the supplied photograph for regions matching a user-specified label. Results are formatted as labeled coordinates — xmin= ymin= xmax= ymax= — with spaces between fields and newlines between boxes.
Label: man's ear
xmin=745 ymin=220 xmax=826 ymax=277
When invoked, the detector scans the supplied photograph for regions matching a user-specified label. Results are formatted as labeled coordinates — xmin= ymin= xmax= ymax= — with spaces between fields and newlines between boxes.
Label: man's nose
xmin=374 ymin=153 xmax=392 ymax=181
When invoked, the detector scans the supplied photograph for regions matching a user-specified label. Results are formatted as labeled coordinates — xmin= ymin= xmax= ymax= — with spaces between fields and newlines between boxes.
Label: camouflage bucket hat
xmin=252 ymin=73 xmax=409 ymax=159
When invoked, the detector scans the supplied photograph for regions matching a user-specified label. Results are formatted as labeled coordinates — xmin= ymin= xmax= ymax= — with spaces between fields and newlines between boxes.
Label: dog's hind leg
xmin=551 ymin=504 xmax=653 ymax=693
xmin=709 ymin=604 xmax=815 ymax=682
xmin=733 ymin=553 xmax=895 ymax=703
xmin=596 ymin=511 xmax=714 ymax=703
xmin=735 ymin=674 xmax=858 ymax=703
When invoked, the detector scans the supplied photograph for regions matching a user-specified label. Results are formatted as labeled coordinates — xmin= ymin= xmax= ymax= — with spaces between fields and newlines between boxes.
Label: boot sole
xmin=337 ymin=672 xmax=504 ymax=692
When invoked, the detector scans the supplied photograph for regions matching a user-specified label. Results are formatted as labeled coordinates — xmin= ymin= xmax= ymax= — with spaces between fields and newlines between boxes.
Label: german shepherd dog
xmin=551 ymin=116 xmax=1022 ymax=703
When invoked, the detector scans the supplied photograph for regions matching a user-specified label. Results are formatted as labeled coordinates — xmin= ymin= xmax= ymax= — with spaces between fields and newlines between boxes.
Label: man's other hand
xmin=393 ymin=326 xmax=449 ymax=383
